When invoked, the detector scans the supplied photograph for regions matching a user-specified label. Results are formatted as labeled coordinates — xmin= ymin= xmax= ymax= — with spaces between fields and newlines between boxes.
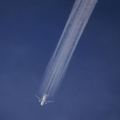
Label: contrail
xmin=40 ymin=0 xmax=98 ymax=96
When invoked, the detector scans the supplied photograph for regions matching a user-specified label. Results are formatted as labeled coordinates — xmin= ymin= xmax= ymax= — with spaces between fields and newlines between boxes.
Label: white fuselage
xmin=41 ymin=95 xmax=47 ymax=106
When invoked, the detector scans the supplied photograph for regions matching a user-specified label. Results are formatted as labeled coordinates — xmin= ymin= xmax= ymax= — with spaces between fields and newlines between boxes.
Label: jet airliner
xmin=35 ymin=94 xmax=54 ymax=106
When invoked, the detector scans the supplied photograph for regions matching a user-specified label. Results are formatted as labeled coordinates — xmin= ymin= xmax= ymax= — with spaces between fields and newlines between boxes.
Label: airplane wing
xmin=35 ymin=95 xmax=41 ymax=100
xmin=45 ymin=101 xmax=54 ymax=103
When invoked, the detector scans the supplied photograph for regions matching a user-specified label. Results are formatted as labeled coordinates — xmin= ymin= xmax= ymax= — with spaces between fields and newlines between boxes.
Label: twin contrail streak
xmin=40 ymin=0 xmax=98 ymax=96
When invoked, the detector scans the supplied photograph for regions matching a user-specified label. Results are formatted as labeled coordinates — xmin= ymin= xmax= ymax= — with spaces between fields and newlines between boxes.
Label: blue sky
xmin=0 ymin=0 xmax=120 ymax=120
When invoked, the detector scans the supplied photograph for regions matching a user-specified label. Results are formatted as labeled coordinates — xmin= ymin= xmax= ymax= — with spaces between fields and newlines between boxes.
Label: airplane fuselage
xmin=41 ymin=95 xmax=47 ymax=106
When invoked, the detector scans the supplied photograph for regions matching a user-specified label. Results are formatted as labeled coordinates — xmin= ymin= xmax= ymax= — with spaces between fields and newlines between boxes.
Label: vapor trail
xmin=40 ymin=0 xmax=98 ymax=96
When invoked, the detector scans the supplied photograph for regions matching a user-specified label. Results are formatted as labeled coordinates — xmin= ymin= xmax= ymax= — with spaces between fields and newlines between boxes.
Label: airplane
xmin=35 ymin=94 xmax=54 ymax=106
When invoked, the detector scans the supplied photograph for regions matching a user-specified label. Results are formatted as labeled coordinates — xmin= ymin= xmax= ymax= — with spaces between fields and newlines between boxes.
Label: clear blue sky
xmin=0 ymin=0 xmax=120 ymax=120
